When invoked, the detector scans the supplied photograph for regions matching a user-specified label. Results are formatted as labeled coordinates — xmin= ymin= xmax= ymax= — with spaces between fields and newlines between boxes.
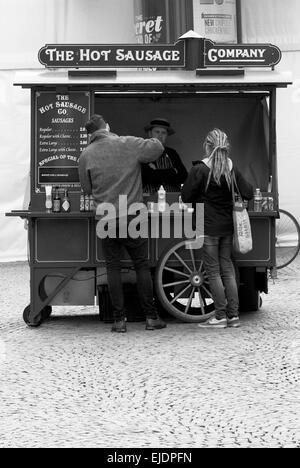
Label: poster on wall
xmin=133 ymin=0 xmax=194 ymax=45
xmin=134 ymin=0 xmax=167 ymax=44
xmin=35 ymin=91 xmax=90 ymax=191
xmin=193 ymin=0 xmax=238 ymax=43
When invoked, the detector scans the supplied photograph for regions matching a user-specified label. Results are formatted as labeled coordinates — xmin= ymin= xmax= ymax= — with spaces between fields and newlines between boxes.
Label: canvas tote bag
xmin=231 ymin=171 xmax=253 ymax=254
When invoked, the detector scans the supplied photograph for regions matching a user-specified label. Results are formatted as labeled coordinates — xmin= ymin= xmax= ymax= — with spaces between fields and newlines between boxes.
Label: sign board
xmin=38 ymin=43 xmax=185 ymax=68
xmin=38 ymin=38 xmax=281 ymax=70
xmin=204 ymin=39 xmax=282 ymax=67
xmin=35 ymin=91 xmax=90 ymax=191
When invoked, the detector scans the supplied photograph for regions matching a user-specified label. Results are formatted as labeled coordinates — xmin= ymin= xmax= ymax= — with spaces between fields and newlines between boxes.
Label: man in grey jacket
xmin=79 ymin=114 xmax=166 ymax=333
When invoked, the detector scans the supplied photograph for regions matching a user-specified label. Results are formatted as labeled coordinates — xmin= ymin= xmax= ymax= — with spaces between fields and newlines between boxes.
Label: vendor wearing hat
xmin=142 ymin=118 xmax=188 ymax=194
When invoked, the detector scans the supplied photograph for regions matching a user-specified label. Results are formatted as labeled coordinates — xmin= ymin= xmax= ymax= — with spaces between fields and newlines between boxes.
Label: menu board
xmin=35 ymin=91 xmax=90 ymax=191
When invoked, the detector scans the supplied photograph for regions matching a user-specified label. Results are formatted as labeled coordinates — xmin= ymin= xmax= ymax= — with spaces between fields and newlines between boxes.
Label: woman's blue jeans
xmin=203 ymin=235 xmax=239 ymax=320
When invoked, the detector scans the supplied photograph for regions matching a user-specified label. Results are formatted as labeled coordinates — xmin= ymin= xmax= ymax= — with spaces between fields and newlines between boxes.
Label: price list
xmin=35 ymin=91 xmax=90 ymax=190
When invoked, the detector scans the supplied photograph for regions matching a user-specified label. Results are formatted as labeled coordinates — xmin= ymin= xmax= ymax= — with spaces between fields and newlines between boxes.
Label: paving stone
xmin=0 ymin=258 xmax=299 ymax=448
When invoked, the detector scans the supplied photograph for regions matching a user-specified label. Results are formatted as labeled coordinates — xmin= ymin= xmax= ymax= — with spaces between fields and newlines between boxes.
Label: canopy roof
xmin=14 ymin=69 xmax=292 ymax=90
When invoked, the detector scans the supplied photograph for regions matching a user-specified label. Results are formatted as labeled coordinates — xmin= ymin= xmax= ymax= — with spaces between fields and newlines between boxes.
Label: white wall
xmin=0 ymin=0 xmax=136 ymax=69
xmin=242 ymin=0 xmax=300 ymax=225
xmin=0 ymin=0 xmax=135 ymax=262
xmin=241 ymin=0 xmax=300 ymax=49
xmin=277 ymin=52 xmax=300 ymax=221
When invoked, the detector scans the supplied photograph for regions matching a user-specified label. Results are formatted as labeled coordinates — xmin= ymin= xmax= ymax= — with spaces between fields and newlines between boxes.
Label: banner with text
xmin=193 ymin=0 xmax=238 ymax=43
xmin=39 ymin=40 xmax=281 ymax=70
xmin=38 ymin=43 xmax=185 ymax=68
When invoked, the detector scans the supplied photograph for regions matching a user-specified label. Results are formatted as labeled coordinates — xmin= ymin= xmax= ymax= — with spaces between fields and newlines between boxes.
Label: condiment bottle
xmin=254 ymin=188 xmax=263 ymax=212
xmin=158 ymin=185 xmax=166 ymax=212
xmin=89 ymin=194 xmax=95 ymax=211
xmin=61 ymin=189 xmax=71 ymax=213
xmin=53 ymin=187 xmax=61 ymax=213
xmin=45 ymin=185 xmax=53 ymax=213
xmin=80 ymin=190 xmax=85 ymax=212
xmin=84 ymin=193 xmax=90 ymax=212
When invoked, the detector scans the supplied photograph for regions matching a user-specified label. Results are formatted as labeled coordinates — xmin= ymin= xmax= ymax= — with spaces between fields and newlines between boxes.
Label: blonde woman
xmin=182 ymin=129 xmax=253 ymax=328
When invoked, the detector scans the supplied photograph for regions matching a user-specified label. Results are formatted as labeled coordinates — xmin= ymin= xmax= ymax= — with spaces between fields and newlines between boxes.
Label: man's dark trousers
xmin=101 ymin=219 xmax=158 ymax=321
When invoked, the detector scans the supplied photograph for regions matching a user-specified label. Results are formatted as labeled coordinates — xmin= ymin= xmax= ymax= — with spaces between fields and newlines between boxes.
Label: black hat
xmin=144 ymin=118 xmax=175 ymax=135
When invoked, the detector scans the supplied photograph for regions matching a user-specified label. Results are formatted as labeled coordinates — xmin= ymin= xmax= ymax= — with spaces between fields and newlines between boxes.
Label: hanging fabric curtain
xmin=241 ymin=0 xmax=300 ymax=50
xmin=0 ymin=0 xmax=136 ymax=69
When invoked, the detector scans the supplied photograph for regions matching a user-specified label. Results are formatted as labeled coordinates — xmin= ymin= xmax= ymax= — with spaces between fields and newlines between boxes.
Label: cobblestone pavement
xmin=0 ymin=257 xmax=299 ymax=448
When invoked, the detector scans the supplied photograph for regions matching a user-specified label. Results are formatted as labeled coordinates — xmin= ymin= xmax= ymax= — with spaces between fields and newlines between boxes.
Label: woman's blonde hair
xmin=204 ymin=128 xmax=231 ymax=190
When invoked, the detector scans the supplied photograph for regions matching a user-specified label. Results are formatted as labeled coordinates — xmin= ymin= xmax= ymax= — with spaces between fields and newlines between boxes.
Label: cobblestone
xmin=0 ymin=256 xmax=299 ymax=448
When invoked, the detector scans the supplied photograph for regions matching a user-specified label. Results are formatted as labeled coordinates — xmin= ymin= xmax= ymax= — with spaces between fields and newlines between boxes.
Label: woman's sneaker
xmin=227 ymin=317 xmax=240 ymax=328
xmin=198 ymin=317 xmax=227 ymax=328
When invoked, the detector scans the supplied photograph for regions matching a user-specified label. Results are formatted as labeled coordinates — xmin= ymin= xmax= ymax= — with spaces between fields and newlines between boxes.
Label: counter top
xmin=14 ymin=69 xmax=293 ymax=89
xmin=6 ymin=209 xmax=279 ymax=219
xmin=6 ymin=210 xmax=95 ymax=218
xmin=247 ymin=210 xmax=279 ymax=217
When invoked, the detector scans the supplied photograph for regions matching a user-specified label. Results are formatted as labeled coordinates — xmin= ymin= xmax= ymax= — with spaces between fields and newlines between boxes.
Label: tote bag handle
xmin=231 ymin=170 xmax=243 ymax=209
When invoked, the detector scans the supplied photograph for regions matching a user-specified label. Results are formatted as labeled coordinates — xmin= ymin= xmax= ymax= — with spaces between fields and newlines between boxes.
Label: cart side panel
xmin=35 ymin=218 xmax=90 ymax=262
xmin=234 ymin=217 xmax=275 ymax=266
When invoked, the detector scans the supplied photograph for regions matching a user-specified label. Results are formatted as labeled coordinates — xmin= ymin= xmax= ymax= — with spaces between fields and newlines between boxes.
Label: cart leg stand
xmin=24 ymin=266 xmax=81 ymax=327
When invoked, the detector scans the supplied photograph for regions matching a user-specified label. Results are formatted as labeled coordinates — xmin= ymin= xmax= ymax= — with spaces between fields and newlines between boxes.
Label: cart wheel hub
xmin=190 ymin=273 xmax=203 ymax=287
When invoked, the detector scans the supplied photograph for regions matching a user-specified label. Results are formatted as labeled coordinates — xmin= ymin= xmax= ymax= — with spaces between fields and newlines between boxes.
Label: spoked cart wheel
xmin=23 ymin=305 xmax=52 ymax=327
xmin=155 ymin=239 xmax=215 ymax=322
xmin=275 ymin=209 xmax=300 ymax=269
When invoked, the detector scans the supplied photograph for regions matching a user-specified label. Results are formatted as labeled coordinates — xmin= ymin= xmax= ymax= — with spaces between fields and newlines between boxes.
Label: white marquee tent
xmin=0 ymin=0 xmax=299 ymax=262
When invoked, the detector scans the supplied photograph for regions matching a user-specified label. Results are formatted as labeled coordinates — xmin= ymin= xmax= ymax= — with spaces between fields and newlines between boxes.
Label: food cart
xmin=6 ymin=36 xmax=292 ymax=326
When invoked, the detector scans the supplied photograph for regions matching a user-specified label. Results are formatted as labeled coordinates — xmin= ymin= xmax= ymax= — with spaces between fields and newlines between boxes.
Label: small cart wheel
xmin=23 ymin=305 xmax=43 ymax=328
xmin=155 ymin=239 xmax=215 ymax=323
xmin=41 ymin=305 xmax=52 ymax=320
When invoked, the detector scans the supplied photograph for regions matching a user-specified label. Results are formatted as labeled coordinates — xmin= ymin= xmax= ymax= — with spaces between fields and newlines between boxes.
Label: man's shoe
xmin=198 ymin=317 xmax=227 ymax=329
xmin=227 ymin=317 xmax=240 ymax=328
xmin=145 ymin=316 xmax=167 ymax=330
xmin=111 ymin=319 xmax=127 ymax=333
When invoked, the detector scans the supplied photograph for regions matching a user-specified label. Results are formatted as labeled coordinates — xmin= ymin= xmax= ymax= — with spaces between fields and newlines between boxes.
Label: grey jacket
xmin=78 ymin=130 xmax=164 ymax=217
